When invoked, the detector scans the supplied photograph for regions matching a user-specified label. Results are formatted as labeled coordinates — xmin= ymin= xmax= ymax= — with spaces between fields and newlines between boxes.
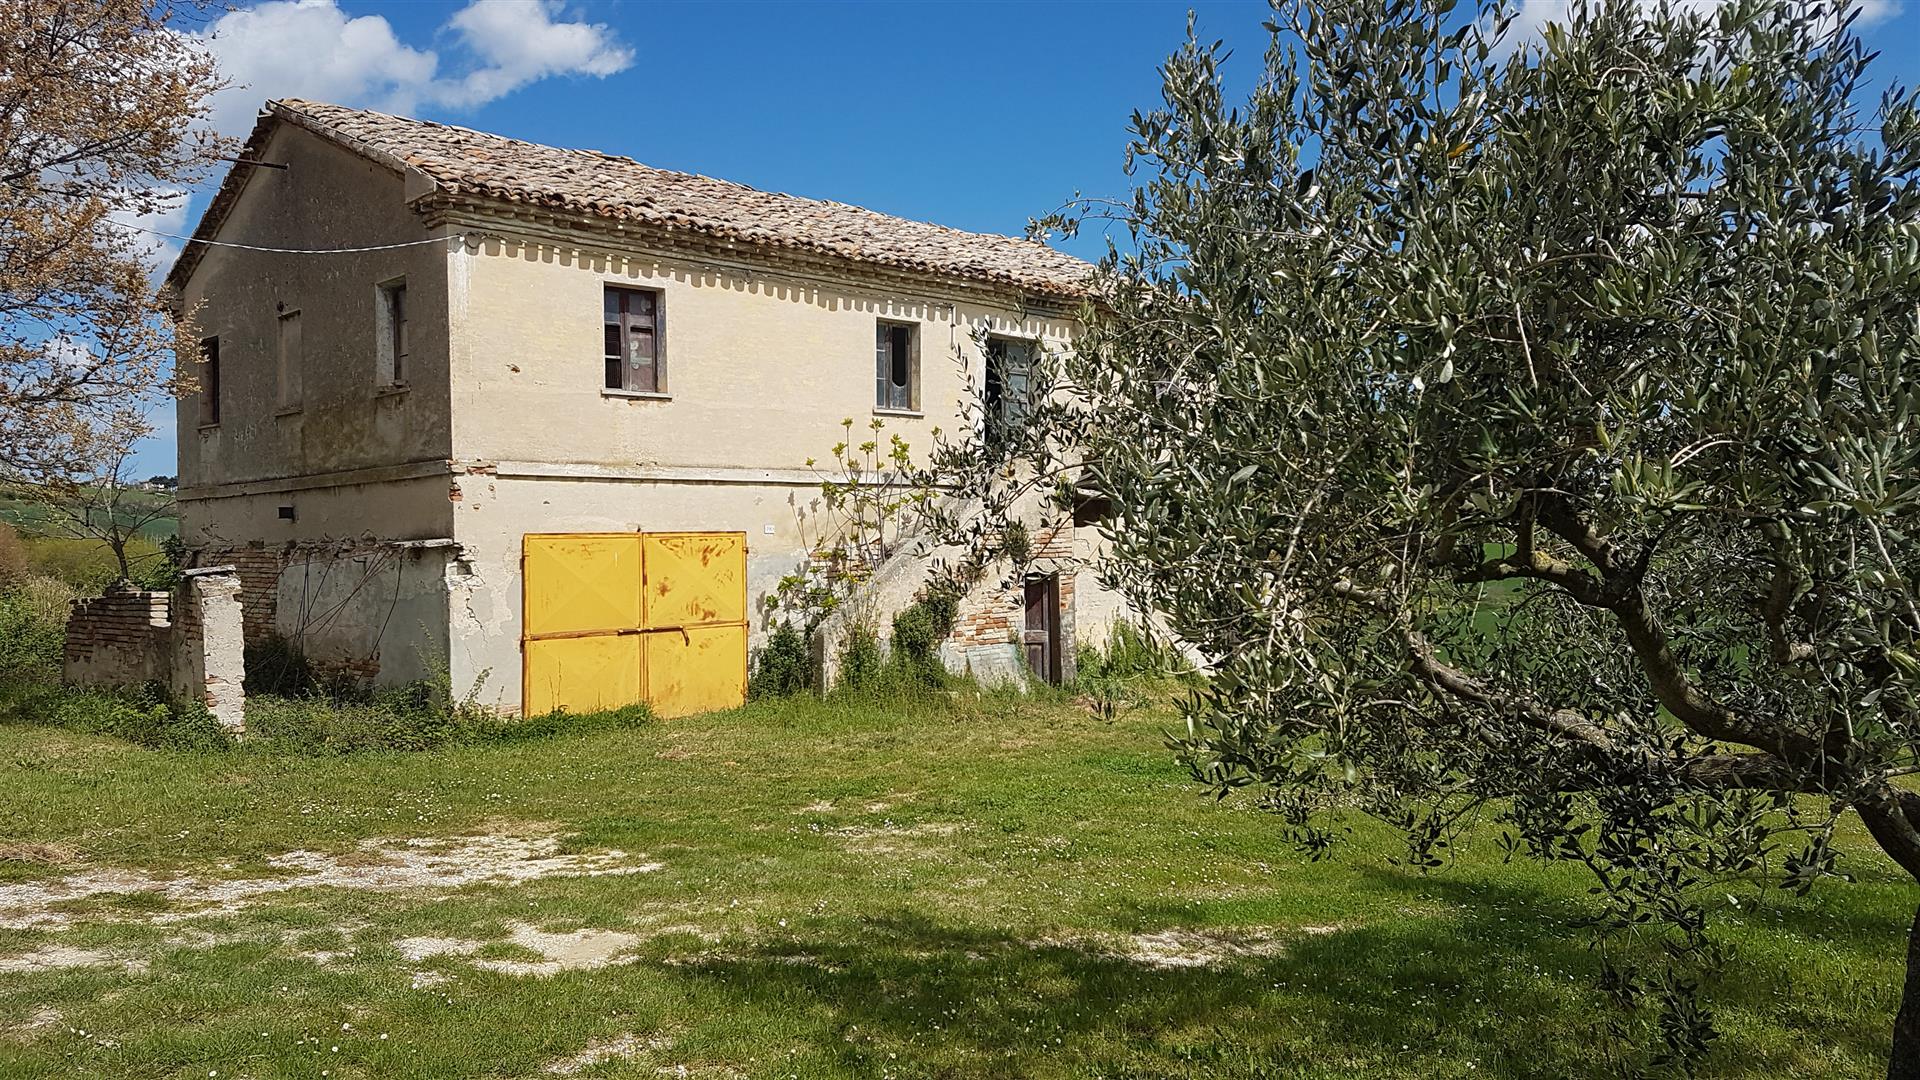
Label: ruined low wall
xmin=62 ymin=569 xmax=248 ymax=732
xmin=192 ymin=539 xmax=455 ymax=688
xmin=63 ymin=585 xmax=171 ymax=687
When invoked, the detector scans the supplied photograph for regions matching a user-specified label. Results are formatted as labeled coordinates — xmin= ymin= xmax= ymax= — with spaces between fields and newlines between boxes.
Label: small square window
xmin=875 ymin=320 xmax=918 ymax=412
xmin=604 ymin=285 xmax=664 ymax=393
xmin=376 ymin=279 xmax=408 ymax=385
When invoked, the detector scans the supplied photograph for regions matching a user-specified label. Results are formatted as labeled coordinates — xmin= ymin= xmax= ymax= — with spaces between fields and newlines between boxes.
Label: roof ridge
xmin=174 ymin=99 xmax=1094 ymax=299
xmin=274 ymin=98 xmax=1060 ymax=252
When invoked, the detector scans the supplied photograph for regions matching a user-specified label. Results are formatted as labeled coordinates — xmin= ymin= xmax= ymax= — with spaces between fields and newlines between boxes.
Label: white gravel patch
xmin=0 ymin=833 xmax=660 ymax=930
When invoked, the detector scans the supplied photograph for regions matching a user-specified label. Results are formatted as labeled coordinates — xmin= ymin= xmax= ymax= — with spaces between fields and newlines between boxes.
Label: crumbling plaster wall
xmin=181 ymin=476 xmax=458 ymax=689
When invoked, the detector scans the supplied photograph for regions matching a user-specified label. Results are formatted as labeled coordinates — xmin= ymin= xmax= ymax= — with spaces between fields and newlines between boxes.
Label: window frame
xmin=874 ymin=319 xmax=921 ymax=415
xmin=983 ymin=333 xmax=1037 ymax=436
xmin=376 ymin=278 xmax=409 ymax=387
xmin=603 ymin=284 xmax=667 ymax=396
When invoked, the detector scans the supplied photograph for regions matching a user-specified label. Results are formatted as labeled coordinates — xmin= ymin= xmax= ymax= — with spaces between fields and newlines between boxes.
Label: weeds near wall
xmin=1075 ymin=619 xmax=1188 ymax=682
xmin=242 ymin=632 xmax=317 ymax=697
xmin=244 ymin=691 xmax=654 ymax=755
xmin=750 ymin=622 xmax=812 ymax=698
xmin=0 ymin=682 xmax=232 ymax=751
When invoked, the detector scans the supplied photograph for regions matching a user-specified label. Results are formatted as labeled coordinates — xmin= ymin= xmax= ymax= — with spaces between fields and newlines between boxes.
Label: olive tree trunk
xmin=1892 ymin=904 xmax=1920 ymax=1080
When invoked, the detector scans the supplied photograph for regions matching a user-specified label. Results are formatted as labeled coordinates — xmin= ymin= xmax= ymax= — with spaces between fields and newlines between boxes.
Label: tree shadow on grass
xmin=649 ymin=870 xmax=1894 ymax=1079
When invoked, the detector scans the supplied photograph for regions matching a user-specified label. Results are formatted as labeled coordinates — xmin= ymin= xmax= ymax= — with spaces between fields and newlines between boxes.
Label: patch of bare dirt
xmin=1038 ymin=927 xmax=1299 ymax=969
xmin=544 ymin=1032 xmax=667 ymax=1074
xmin=0 ymin=833 xmax=660 ymax=930
xmin=0 ymin=944 xmax=145 ymax=975
xmin=4 ymin=1005 xmax=62 ymax=1039
xmin=829 ymin=822 xmax=961 ymax=857
xmin=399 ymin=921 xmax=647 ymax=980
xmin=0 ymin=842 xmax=76 ymax=867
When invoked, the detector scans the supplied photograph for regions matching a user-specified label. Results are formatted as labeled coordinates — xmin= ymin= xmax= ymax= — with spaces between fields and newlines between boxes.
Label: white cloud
xmin=1492 ymin=0 xmax=1899 ymax=58
xmin=436 ymin=0 xmax=634 ymax=108
xmin=111 ymin=190 xmax=193 ymax=282
xmin=199 ymin=1 xmax=437 ymax=134
xmin=197 ymin=0 xmax=632 ymax=135
xmin=46 ymin=335 xmax=96 ymax=373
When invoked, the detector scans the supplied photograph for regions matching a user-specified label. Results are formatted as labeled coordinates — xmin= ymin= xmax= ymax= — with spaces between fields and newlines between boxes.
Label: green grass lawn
xmin=0 ymin=689 xmax=1908 ymax=1078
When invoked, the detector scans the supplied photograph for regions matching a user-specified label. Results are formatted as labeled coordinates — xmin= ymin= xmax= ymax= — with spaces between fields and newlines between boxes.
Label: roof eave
xmin=422 ymin=193 xmax=1092 ymax=306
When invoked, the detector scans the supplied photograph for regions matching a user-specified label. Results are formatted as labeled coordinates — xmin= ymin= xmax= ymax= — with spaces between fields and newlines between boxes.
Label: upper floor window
xmin=604 ymin=285 xmax=664 ymax=393
xmin=276 ymin=310 xmax=302 ymax=411
xmin=875 ymin=320 xmax=919 ymax=412
xmin=984 ymin=335 xmax=1035 ymax=435
xmin=197 ymin=336 xmax=220 ymax=426
xmin=376 ymin=279 xmax=408 ymax=385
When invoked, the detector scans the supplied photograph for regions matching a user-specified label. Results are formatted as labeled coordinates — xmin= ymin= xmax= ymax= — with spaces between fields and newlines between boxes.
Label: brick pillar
xmin=170 ymin=567 xmax=247 ymax=733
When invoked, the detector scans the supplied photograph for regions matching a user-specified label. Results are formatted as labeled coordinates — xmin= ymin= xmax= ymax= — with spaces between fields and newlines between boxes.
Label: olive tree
xmin=936 ymin=0 xmax=1920 ymax=1072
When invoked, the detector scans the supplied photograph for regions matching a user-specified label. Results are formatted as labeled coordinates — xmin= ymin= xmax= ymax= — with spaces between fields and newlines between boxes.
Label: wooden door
xmin=1023 ymin=573 xmax=1061 ymax=684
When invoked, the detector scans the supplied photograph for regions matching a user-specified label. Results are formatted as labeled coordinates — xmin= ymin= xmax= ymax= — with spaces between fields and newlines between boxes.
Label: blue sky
xmin=134 ymin=0 xmax=1920 ymax=475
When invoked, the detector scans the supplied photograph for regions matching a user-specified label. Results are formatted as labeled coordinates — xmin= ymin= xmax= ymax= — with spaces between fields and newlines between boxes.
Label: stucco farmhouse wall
xmin=175 ymin=123 xmax=455 ymax=493
xmin=172 ymin=104 xmax=1124 ymax=714
xmin=436 ymin=237 xmax=1079 ymax=711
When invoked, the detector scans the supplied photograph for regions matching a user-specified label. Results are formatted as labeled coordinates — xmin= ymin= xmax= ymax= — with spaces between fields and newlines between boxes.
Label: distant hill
xmin=0 ymin=487 xmax=178 ymax=540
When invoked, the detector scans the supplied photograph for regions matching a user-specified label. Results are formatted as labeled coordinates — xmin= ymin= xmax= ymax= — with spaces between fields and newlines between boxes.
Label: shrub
xmin=751 ymin=621 xmax=814 ymax=697
xmin=0 ymin=578 xmax=73 ymax=684
xmin=835 ymin=625 xmax=883 ymax=692
xmin=0 ymin=682 xmax=232 ymax=752
xmin=0 ymin=524 xmax=29 ymax=589
xmin=141 ymin=535 xmax=186 ymax=591
xmin=888 ymin=590 xmax=958 ymax=690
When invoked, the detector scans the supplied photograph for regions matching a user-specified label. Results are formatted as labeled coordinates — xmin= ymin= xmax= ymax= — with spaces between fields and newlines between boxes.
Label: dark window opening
xmin=378 ymin=279 xmax=408 ymax=384
xmin=984 ymin=335 xmax=1034 ymax=436
xmin=875 ymin=320 xmax=918 ymax=411
xmin=198 ymin=336 xmax=220 ymax=425
xmin=1071 ymin=492 xmax=1114 ymax=529
xmin=604 ymin=285 xmax=663 ymax=392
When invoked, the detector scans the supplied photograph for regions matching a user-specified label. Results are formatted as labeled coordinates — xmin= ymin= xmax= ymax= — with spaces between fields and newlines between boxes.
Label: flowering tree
xmin=0 ymin=1 xmax=225 ymax=486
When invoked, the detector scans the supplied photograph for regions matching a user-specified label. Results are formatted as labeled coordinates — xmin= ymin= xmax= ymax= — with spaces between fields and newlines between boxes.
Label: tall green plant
xmin=934 ymin=0 xmax=1920 ymax=1073
xmin=762 ymin=418 xmax=948 ymax=691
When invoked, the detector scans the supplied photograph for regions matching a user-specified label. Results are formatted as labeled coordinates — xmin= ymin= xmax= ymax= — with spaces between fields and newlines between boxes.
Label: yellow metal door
xmin=639 ymin=532 xmax=747 ymax=719
xmin=522 ymin=531 xmax=746 ymax=719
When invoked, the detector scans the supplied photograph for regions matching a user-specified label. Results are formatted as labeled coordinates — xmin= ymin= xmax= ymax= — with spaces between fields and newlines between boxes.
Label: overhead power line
xmin=109 ymin=220 xmax=470 ymax=255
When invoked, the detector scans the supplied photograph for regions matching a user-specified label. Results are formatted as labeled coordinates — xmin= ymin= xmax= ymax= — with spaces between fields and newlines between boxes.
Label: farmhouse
xmin=168 ymin=99 xmax=1119 ymax=716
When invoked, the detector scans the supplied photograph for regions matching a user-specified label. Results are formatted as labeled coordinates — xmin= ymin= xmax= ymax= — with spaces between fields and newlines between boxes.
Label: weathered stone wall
xmin=62 ymin=569 xmax=248 ymax=732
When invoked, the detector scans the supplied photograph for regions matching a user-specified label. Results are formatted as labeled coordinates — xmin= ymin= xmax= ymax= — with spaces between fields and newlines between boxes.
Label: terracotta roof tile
xmin=262 ymin=99 xmax=1094 ymax=297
